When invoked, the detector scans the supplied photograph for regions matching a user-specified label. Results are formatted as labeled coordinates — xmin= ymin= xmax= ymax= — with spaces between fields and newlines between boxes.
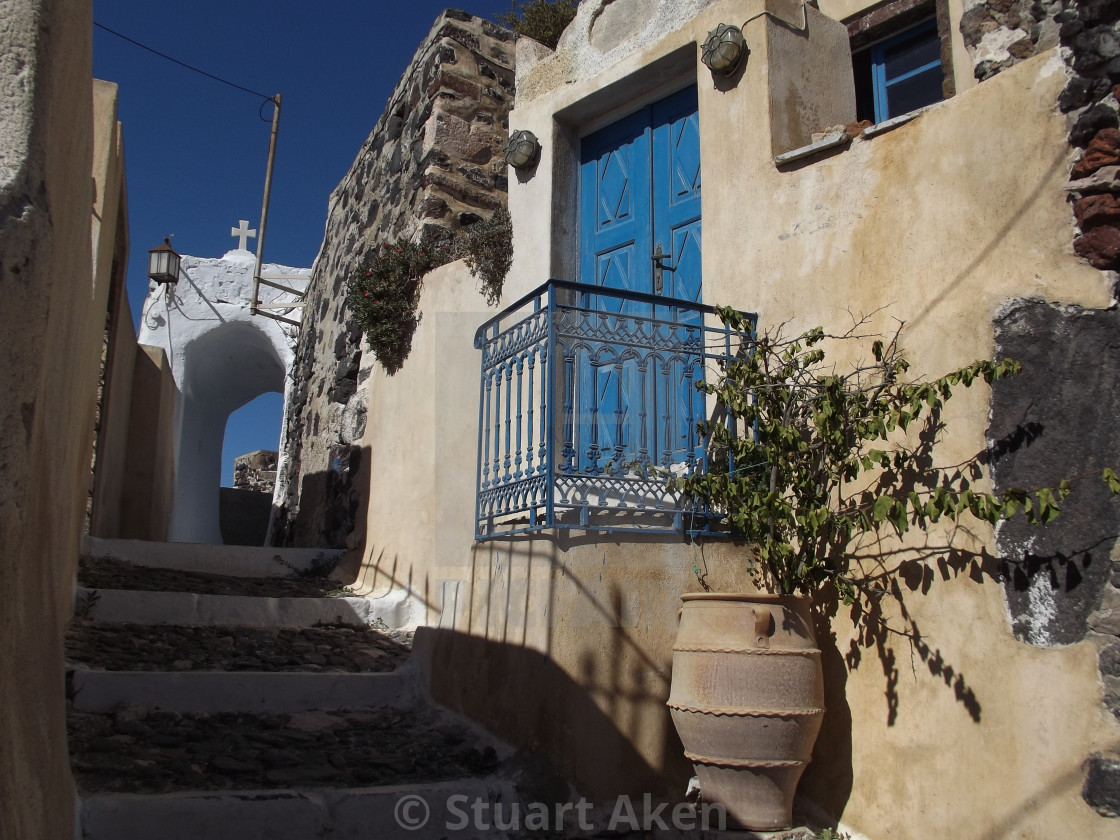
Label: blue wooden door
xmin=575 ymin=87 xmax=702 ymax=477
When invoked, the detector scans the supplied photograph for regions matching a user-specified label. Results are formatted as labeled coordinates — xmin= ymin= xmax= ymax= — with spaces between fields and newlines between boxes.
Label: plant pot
xmin=667 ymin=593 xmax=824 ymax=830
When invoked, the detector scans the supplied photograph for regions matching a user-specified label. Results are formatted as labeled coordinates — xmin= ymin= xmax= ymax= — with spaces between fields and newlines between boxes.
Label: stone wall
xmin=234 ymin=449 xmax=278 ymax=493
xmin=990 ymin=301 xmax=1120 ymax=818
xmin=960 ymin=0 xmax=1120 ymax=125
xmin=273 ymin=10 xmax=514 ymax=548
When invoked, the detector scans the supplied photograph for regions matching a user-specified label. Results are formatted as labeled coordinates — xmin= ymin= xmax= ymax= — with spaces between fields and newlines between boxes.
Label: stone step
xmin=68 ymin=703 xmax=507 ymax=797
xmin=75 ymin=586 xmax=415 ymax=629
xmin=78 ymin=555 xmax=352 ymax=599
xmin=82 ymin=534 xmax=345 ymax=578
xmin=65 ymin=620 xmax=411 ymax=673
xmin=68 ymin=667 xmax=420 ymax=715
xmin=79 ymin=779 xmax=516 ymax=840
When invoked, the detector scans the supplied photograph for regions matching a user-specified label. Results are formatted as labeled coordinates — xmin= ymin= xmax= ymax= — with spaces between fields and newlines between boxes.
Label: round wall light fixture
xmin=504 ymin=129 xmax=541 ymax=170
xmin=701 ymin=23 xmax=747 ymax=74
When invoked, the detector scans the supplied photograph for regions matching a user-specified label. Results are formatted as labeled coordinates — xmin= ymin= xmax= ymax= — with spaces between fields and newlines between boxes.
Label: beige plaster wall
xmin=88 ymin=80 xmax=133 ymax=539
xmin=88 ymin=275 xmax=136 ymax=538
xmin=0 ymin=2 xmax=108 ymax=838
xmin=358 ymin=2 xmax=1116 ymax=836
xmin=359 ymin=259 xmax=755 ymax=797
xmin=118 ymin=345 xmax=177 ymax=542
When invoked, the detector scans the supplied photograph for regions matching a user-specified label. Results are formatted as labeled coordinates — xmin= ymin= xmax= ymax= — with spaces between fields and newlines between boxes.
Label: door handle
xmin=651 ymin=244 xmax=674 ymax=294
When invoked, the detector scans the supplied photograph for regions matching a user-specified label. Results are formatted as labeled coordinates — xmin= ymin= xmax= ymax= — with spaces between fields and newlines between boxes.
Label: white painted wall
xmin=138 ymin=248 xmax=309 ymax=544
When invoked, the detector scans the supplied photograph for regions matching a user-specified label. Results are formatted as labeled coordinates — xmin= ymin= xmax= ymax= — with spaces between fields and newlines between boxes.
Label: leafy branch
xmin=668 ymin=307 xmax=1120 ymax=606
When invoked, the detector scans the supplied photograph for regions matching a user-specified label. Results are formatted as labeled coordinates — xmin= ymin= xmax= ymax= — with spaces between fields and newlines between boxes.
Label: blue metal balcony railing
xmin=474 ymin=279 xmax=755 ymax=539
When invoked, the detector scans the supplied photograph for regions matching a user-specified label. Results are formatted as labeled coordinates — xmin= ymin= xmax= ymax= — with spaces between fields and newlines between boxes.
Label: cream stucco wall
xmin=0 ymin=2 xmax=121 ymax=837
xmin=358 ymin=1 xmax=1117 ymax=836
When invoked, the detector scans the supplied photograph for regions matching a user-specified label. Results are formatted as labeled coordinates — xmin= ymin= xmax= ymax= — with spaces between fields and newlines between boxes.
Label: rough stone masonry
xmin=273 ymin=11 xmax=514 ymax=548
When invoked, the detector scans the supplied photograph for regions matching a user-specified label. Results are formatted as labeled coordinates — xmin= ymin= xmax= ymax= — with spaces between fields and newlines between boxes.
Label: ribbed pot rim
xmin=680 ymin=592 xmax=811 ymax=604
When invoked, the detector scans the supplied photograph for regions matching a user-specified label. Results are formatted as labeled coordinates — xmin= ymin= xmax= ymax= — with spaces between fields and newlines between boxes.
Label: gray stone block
xmin=1083 ymin=754 xmax=1120 ymax=817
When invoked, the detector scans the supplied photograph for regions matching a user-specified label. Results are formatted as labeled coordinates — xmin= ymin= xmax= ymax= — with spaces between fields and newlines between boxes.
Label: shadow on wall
xmin=339 ymin=547 xmax=443 ymax=609
xmin=219 ymin=488 xmax=272 ymax=546
xmin=413 ymin=625 xmax=691 ymax=801
xmin=406 ymin=532 xmax=701 ymax=801
xmin=273 ymin=444 xmax=371 ymax=550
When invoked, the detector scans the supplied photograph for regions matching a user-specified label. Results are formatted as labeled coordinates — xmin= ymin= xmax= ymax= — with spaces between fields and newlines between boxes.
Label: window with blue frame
xmin=853 ymin=18 xmax=945 ymax=124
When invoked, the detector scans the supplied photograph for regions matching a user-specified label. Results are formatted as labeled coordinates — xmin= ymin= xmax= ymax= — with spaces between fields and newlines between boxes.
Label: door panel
xmin=577 ymin=86 xmax=702 ymax=477
xmin=581 ymin=108 xmax=651 ymax=305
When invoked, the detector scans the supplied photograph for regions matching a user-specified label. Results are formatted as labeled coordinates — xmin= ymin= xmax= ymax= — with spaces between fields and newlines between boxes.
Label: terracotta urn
xmin=667 ymin=593 xmax=825 ymax=830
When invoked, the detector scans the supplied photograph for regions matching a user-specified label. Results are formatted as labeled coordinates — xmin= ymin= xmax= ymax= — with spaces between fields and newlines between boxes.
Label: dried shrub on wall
xmin=346 ymin=210 xmax=514 ymax=374
xmin=345 ymin=236 xmax=454 ymax=375
xmin=461 ymin=208 xmax=513 ymax=306
xmin=496 ymin=0 xmax=577 ymax=49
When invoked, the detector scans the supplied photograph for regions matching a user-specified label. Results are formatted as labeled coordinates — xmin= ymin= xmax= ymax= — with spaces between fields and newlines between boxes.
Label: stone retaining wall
xmin=233 ymin=450 xmax=278 ymax=494
xmin=273 ymin=11 xmax=514 ymax=548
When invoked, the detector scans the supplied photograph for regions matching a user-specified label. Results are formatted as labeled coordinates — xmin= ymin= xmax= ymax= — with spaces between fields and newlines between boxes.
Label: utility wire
xmin=94 ymin=21 xmax=276 ymax=104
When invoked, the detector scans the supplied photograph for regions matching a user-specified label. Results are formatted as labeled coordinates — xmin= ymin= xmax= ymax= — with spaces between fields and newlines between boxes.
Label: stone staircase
xmin=66 ymin=538 xmax=829 ymax=840
xmin=66 ymin=537 xmax=525 ymax=840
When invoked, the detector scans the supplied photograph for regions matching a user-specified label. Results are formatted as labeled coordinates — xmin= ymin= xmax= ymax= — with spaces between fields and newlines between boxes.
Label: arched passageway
xmin=138 ymin=248 xmax=308 ymax=544
xmin=171 ymin=320 xmax=285 ymax=543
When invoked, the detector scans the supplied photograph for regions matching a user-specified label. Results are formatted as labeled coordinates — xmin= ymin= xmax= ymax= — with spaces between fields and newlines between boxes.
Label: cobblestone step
xmin=82 ymin=534 xmax=344 ymax=578
xmin=79 ymin=779 xmax=517 ymax=840
xmin=68 ymin=705 xmax=504 ymax=795
xmin=65 ymin=621 xmax=412 ymax=673
xmin=78 ymin=554 xmax=352 ymax=598
xmin=69 ymin=668 xmax=420 ymax=714
xmin=75 ymin=586 xmax=417 ymax=628
xmin=67 ymin=539 xmax=506 ymax=840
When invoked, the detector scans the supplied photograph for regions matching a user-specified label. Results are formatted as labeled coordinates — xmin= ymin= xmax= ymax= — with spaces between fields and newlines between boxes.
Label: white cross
xmin=230 ymin=219 xmax=257 ymax=251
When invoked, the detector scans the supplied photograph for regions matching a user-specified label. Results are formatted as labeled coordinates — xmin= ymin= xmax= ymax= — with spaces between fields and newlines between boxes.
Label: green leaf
xmin=891 ymin=503 xmax=909 ymax=535
xmin=1104 ymin=468 xmax=1120 ymax=495
xmin=873 ymin=495 xmax=894 ymax=523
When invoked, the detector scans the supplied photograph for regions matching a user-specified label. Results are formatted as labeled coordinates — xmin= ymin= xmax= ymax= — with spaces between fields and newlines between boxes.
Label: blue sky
xmin=92 ymin=0 xmax=517 ymax=486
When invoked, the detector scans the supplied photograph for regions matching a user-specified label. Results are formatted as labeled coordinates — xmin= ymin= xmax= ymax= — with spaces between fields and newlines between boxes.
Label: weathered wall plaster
xmin=138 ymin=249 xmax=308 ymax=544
xmin=354 ymin=0 xmax=1118 ymax=834
xmin=87 ymin=79 xmax=132 ymax=539
xmin=990 ymin=300 xmax=1120 ymax=816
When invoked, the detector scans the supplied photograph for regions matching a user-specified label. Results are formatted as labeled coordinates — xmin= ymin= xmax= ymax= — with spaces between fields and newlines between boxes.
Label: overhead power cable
xmin=93 ymin=21 xmax=276 ymax=104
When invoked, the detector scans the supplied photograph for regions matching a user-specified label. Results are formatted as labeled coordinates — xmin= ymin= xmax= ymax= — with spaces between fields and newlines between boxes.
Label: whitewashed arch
xmin=138 ymin=248 xmax=309 ymax=544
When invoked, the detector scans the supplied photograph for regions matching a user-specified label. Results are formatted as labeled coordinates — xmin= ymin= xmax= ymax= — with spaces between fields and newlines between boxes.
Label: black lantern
xmin=701 ymin=23 xmax=747 ymax=74
xmin=503 ymin=129 xmax=541 ymax=170
xmin=147 ymin=237 xmax=181 ymax=285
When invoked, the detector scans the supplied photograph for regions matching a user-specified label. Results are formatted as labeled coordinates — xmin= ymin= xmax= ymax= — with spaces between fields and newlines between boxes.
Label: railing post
xmin=545 ymin=282 xmax=557 ymax=529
